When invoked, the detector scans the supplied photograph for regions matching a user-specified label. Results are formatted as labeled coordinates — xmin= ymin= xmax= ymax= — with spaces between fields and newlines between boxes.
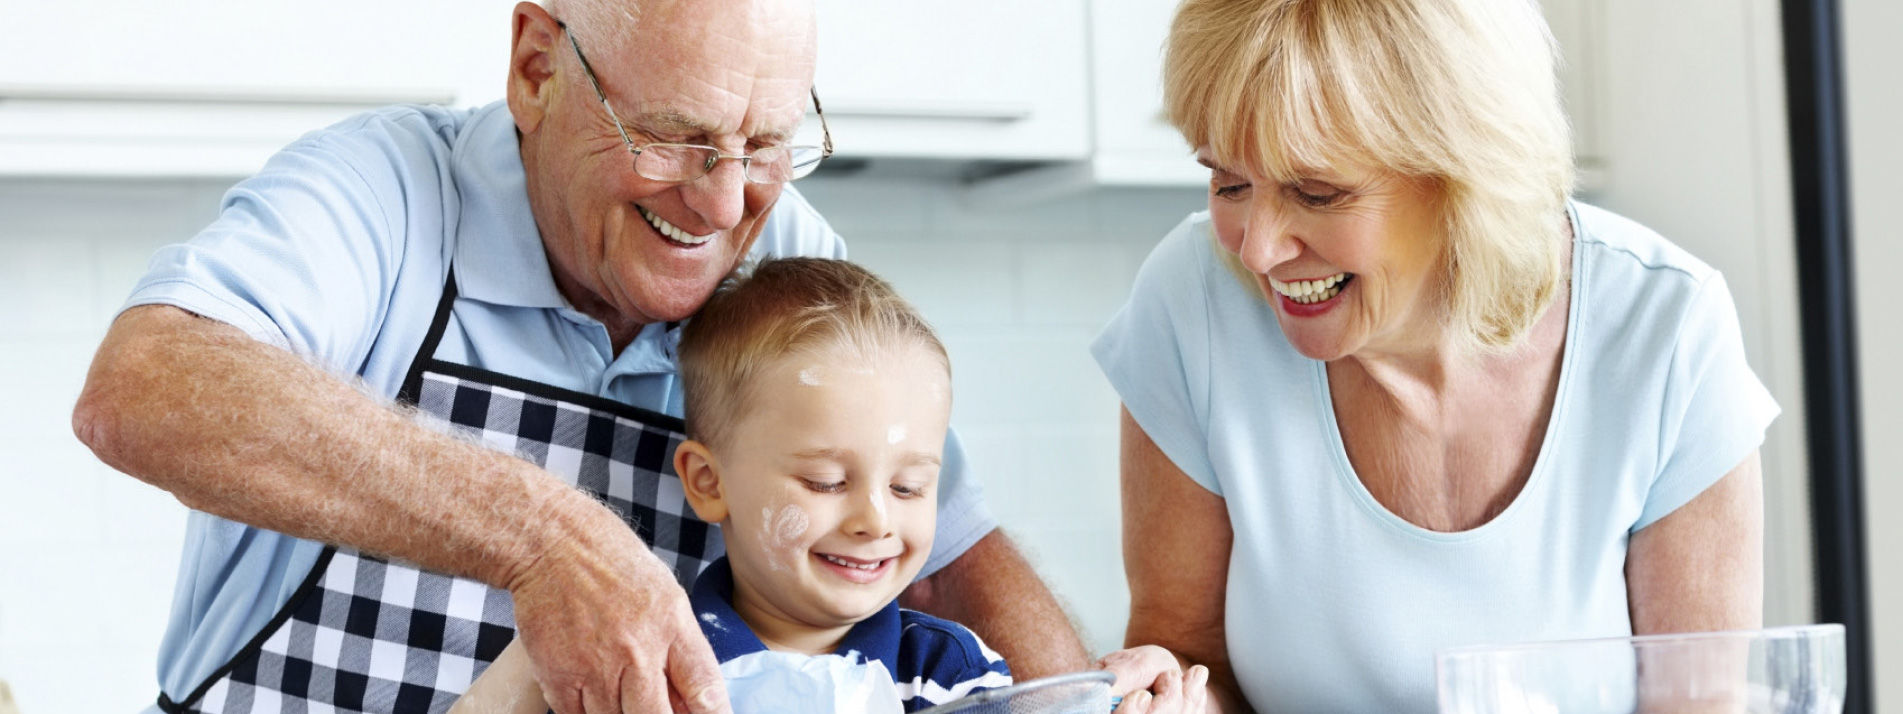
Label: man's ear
xmin=675 ymin=440 xmax=729 ymax=524
xmin=507 ymin=1 xmax=562 ymax=135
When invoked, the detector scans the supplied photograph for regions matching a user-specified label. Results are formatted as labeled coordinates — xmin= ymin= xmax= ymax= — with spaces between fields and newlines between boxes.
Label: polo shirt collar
xmin=690 ymin=557 xmax=903 ymax=669
xmin=449 ymin=101 xmax=569 ymax=310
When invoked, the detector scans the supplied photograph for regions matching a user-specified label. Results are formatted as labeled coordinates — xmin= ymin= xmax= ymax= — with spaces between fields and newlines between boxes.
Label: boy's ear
xmin=674 ymin=440 xmax=729 ymax=523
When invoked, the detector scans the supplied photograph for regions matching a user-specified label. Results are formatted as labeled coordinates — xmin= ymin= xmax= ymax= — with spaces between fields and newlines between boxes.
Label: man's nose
xmin=1238 ymin=198 xmax=1302 ymax=275
xmin=844 ymin=487 xmax=892 ymax=539
xmin=679 ymin=157 xmax=748 ymax=232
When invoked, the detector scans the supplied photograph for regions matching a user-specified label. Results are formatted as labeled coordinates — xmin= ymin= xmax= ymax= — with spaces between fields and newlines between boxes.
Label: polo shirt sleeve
xmin=1091 ymin=216 xmax=1221 ymax=495
xmin=753 ymin=184 xmax=850 ymax=260
xmin=122 ymin=113 xmax=430 ymax=375
xmin=1636 ymin=272 xmax=1779 ymax=530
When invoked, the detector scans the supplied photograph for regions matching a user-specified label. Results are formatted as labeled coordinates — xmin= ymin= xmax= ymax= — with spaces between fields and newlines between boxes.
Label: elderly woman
xmin=1090 ymin=0 xmax=1778 ymax=712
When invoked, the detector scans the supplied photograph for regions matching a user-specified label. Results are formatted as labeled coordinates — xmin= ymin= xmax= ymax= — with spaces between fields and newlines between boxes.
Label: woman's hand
xmin=1099 ymin=645 xmax=1211 ymax=714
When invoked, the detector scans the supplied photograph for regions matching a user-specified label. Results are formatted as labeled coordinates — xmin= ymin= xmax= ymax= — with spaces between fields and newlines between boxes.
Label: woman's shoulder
xmin=1570 ymin=201 xmax=1720 ymax=287
xmin=1126 ymin=211 xmax=1267 ymax=312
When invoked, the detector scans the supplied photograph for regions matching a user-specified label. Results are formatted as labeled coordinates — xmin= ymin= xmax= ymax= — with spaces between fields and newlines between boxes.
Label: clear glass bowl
xmin=1436 ymin=624 xmax=1845 ymax=714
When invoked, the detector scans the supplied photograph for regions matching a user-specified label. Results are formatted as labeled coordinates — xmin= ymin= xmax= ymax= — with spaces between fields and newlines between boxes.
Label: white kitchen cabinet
xmin=960 ymin=0 xmax=1198 ymax=203
xmin=1087 ymin=0 xmax=1202 ymax=186
xmin=809 ymin=0 xmax=1091 ymax=161
xmin=0 ymin=0 xmax=516 ymax=177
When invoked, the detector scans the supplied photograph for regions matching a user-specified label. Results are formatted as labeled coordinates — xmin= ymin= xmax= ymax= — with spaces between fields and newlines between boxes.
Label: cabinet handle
xmin=0 ymin=84 xmax=457 ymax=107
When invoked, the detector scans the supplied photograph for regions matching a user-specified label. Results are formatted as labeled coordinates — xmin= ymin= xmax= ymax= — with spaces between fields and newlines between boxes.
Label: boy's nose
xmin=844 ymin=489 xmax=892 ymax=538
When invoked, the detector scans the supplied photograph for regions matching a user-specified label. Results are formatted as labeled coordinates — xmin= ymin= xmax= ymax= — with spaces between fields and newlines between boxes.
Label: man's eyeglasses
xmin=558 ymin=20 xmax=834 ymax=185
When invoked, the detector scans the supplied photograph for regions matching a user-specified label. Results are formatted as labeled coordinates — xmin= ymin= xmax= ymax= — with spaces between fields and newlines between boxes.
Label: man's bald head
xmin=542 ymin=0 xmax=816 ymax=72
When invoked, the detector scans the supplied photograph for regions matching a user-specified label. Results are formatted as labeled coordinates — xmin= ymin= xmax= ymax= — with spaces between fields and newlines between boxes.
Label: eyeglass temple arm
xmin=811 ymin=88 xmax=834 ymax=157
xmin=556 ymin=20 xmax=641 ymax=151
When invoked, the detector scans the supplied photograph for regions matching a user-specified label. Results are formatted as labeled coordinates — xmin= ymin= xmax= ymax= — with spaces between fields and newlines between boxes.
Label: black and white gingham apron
xmin=158 ymin=268 xmax=724 ymax=714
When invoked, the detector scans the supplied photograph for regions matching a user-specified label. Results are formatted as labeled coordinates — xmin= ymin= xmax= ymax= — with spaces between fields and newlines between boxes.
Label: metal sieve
xmin=914 ymin=671 xmax=1117 ymax=714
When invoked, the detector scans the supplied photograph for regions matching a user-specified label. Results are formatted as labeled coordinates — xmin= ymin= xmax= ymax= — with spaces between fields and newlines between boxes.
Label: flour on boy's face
xmin=718 ymin=343 xmax=952 ymax=641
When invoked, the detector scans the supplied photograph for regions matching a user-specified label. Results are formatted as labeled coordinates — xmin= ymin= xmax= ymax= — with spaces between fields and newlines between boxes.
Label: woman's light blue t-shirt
xmin=1091 ymin=202 xmax=1778 ymax=714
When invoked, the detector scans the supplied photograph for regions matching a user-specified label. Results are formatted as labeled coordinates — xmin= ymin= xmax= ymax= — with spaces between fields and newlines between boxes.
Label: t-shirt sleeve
xmin=1090 ymin=217 xmax=1221 ymax=495
xmin=121 ymin=125 xmax=416 ymax=374
xmin=1635 ymin=272 xmax=1780 ymax=530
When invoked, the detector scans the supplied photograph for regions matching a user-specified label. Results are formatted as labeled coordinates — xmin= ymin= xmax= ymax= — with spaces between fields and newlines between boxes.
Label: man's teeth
xmin=639 ymin=206 xmax=713 ymax=246
xmin=1269 ymin=273 xmax=1349 ymax=305
xmin=822 ymin=554 xmax=883 ymax=571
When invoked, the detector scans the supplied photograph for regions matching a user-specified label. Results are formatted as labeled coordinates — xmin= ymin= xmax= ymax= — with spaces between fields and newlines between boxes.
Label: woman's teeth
xmin=1269 ymin=273 xmax=1349 ymax=305
xmin=821 ymin=554 xmax=883 ymax=571
xmin=639 ymin=206 xmax=713 ymax=246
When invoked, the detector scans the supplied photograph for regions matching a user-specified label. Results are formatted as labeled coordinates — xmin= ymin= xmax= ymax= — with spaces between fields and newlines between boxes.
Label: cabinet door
xmin=0 ymin=1 xmax=516 ymax=176
xmin=0 ymin=0 xmax=515 ymax=106
xmin=1090 ymin=0 xmax=1202 ymax=185
xmin=810 ymin=0 xmax=1090 ymax=160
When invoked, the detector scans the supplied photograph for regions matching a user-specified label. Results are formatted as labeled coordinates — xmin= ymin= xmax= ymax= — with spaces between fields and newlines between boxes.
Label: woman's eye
xmin=1209 ymin=170 xmax=1251 ymax=200
xmin=1289 ymin=182 xmax=1343 ymax=207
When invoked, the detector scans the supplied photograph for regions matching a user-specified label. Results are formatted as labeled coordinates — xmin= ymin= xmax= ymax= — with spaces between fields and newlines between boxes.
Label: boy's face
xmin=679 ymin=342 xmax=951 ymax=643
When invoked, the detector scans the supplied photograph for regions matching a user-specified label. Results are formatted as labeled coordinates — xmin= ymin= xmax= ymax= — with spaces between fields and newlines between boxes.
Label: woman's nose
xmin=1239 ymin=198 xmax=1302 ymax=274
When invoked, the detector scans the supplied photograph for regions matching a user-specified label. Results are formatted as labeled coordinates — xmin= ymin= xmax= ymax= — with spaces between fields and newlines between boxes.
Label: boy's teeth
xmin=639 ymin=206 xmax=712 ymax=245
xmin=822 ymin=554 xmax=881 ymax=571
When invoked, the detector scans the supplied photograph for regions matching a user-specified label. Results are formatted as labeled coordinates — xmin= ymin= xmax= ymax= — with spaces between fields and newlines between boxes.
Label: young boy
xmin=451 ymin=258 xmax=1012 ymax=714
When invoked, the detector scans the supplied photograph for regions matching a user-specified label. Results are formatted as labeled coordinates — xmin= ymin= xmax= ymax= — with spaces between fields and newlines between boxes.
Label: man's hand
xmin=507 ymin=507 xmax=731 ymax=714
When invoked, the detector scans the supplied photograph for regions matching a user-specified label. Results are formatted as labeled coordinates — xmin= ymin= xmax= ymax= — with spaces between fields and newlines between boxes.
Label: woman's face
xmin=1201 ymin=151 xmax=1451 ymax=361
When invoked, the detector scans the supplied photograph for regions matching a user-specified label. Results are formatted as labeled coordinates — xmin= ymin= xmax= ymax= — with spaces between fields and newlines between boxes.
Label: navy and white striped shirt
xmin=692 ymin=558 xmax=1014 ymax=711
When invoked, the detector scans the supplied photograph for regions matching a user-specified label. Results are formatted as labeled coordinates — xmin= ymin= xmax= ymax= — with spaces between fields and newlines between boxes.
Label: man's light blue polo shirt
xmin=120 ymin=101 xmax=996 ymax=707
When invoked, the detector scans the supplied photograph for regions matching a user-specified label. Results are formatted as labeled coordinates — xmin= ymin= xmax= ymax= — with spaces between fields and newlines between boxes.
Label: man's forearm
xmin=72 ymin=305 xmax=608 ymax=590
xmin=900 ymin=529 xmax=1092 ymax=679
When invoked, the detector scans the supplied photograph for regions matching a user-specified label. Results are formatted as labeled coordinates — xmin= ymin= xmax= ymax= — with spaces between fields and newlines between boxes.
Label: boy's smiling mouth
xmin=817 ymin=553 xmax=896 ymax=583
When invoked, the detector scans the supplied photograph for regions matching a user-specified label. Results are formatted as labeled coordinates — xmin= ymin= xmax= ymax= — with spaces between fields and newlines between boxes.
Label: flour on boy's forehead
xmin=798 ymin=367 xmax=821 ymax=386
xmin=887 ymin=424 xmax=906 ymax=444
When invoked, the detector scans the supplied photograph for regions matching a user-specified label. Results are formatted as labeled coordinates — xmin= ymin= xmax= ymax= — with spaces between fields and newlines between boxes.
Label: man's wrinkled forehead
xmin=594 ymin=0 xmax=816 ymax=132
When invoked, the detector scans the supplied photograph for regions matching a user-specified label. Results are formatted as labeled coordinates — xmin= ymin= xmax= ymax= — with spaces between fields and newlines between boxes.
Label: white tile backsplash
xmin=0 ymin=172 xmax=1192 ymax=712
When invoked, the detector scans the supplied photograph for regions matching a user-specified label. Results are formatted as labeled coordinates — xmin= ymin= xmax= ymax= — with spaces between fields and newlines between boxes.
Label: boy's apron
xmin=158 ymin=268 xmax=724 ymax=714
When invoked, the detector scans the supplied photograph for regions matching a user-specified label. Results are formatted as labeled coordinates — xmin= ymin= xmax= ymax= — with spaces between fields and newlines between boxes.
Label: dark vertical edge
xmin=1780 ymin=0 xmax=1870 ymax=711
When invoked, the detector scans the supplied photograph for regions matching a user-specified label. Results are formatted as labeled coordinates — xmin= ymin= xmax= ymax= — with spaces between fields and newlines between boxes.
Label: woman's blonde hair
xmin=677 ymin=258 xmax=950 ymax=448
xmin=1165 ymin=0 xmax=1574 ymax=351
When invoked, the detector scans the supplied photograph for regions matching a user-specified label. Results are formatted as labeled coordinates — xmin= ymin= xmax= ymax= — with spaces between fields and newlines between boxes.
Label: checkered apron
xmin=158 ymin=268 xmax=723 ymax=714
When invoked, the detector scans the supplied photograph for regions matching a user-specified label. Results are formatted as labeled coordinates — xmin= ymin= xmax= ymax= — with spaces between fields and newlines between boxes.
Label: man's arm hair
xmin=72 ymin=304 xmax=606 ymax=588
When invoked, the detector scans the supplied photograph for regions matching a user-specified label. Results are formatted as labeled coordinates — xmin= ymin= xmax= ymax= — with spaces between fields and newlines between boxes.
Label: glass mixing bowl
xmin=1436 ymin=624 xmax=1845 ymax=713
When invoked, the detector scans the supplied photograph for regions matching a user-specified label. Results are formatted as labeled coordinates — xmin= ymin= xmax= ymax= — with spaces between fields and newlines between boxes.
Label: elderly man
xmin=71 ymin=1 xmax=1089 ymax=712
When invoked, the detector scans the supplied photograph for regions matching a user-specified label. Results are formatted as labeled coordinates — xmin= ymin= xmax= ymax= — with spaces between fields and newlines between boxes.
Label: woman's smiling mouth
xmin=1269 ymin=273 xmax=1352 ymax=305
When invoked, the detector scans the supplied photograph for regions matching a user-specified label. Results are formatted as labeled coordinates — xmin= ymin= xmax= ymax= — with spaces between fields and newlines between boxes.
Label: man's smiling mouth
xmin=638 ymin=204 xmax=713 ymax=246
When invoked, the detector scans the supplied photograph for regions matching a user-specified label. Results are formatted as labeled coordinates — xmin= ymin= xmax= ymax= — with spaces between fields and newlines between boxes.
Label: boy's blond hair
xmin=677 ymin=257 xmax=949 ymax=448
xmin=1165 ymin=0 xmax=1574 ymax=352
